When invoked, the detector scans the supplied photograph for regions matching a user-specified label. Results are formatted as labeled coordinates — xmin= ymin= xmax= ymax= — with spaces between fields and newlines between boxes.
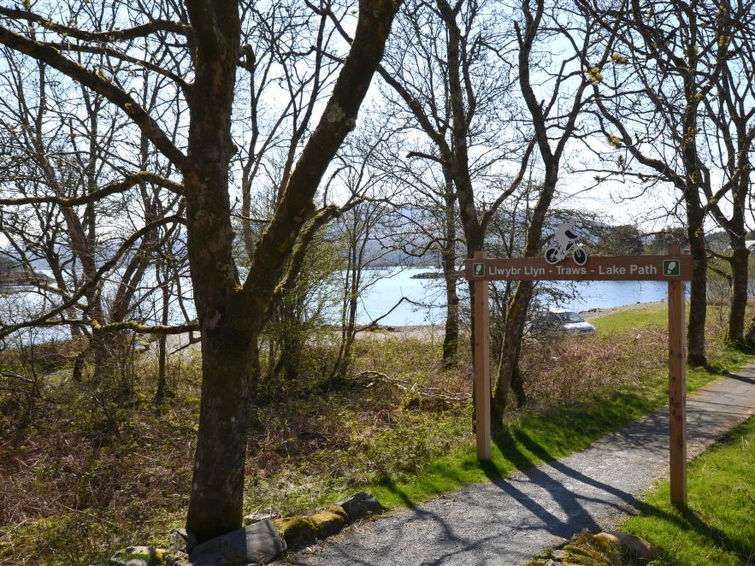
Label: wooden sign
xmin=467 ymin=247 xmax=691 ymax=507
xmin=465 ymin=254 xmax=693 ymax=281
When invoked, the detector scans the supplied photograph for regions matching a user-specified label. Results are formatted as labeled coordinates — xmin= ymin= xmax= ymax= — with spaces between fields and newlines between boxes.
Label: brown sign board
xmin=465 ymin=254 xmax=693 ymax=282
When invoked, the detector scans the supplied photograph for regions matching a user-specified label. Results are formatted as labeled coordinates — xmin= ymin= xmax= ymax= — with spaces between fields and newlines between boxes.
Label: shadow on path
xmin=295 ymin=366 xmax=755 ymax=565
xmin=486 ymin=428 xmax=754 ymax=564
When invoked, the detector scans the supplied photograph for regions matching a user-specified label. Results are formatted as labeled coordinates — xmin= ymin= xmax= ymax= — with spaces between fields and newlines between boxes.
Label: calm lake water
xmin=358 ymin=267 xmax=679 ymax=327
xmin=2 ymin=266 xmax=694 ymax=342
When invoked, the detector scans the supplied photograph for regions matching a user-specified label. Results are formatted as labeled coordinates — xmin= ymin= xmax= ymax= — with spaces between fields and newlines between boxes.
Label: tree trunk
xmin=186 ymin=325 xmax=253 ymax=543
xmin=491 ymin=177 xmax=559 ymax=425
xmin=183 ymin=0 xmax=399 ymax=543
xmin=687 ymin=209 xmax=707 ymax=366
xmin=155 ymin=280 xmax=170 ymax=406
xmin=491 ymin=279 xmax=532 ymax=428
xmin=183 ymin=1 xmax=243 ymax=543
xmin=441 ymin=180 xmax=459 ymax=368
xmin=442 ymin=272 xmax=460 ymax=368
xmin=728 ymin=243 xmax=749 ymax=345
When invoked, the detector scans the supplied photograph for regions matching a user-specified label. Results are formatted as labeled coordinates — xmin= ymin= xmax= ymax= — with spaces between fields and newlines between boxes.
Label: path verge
xmin=289 ymin=362 xmax=755 ymax=565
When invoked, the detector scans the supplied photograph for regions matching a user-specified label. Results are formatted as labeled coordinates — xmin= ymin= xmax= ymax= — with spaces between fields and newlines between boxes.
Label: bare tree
xmin=0 ymin=0 xmax=400 ymax=544
xmin=581 ymin=0 xmax=755 ymax=358
xmin=364 ymin=0 xmax=533 ymax=367
xmin=490 ymin=0 xmax=617 ymax=423
xmin=0 ymin=43 xmax=187 ymax=393
xmin=373 ymin=140 xmax=465 ymax=367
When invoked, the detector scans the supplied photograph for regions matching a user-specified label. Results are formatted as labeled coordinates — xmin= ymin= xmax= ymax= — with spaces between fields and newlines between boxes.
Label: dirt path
xmin=289 ymin=362 xmax=755 ymax=566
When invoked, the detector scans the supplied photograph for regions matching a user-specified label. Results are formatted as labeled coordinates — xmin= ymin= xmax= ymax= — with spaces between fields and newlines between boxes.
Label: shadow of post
xmin=490 ymin=426 xmax=753 ymax=563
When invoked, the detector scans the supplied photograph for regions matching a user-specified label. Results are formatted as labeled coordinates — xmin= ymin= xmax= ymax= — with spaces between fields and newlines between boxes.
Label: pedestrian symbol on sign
xmin=473 ymin=263 xmax=485 ymax=277
xmin=663 ymin=260 xmax=680 ymax=277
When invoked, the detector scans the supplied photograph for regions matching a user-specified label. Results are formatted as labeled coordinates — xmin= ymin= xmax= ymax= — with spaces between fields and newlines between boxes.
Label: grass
xmin=621 ymin=415 xmax=755 ymax=565
xmin=362 ymin=348 xmax=753 ymax=513
xmin=591 ymin=302 xmax=673 ymax=335
xmin=319 ymin=303 xmax=754 ymax=513
xmin=0 ymin=301 xmax=753 ymax=564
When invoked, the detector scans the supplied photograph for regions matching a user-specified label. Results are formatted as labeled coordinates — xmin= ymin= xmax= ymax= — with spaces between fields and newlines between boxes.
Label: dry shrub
xmin=521 ymin=328 xmax=667 ymax=406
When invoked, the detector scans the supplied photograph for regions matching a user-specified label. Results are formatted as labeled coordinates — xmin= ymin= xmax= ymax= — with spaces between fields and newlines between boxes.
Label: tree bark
xmin=183 ymin=0 xmax=244 ymax=543
xmin=686 ymin=206 xmax=708 ymax=367
xmin=187 ymin=325 xmax=254 ymax=542
xmin=441 ymin=175 xmax=459 ymax=369
xmin=728 ymin=243 xmax=749 ymax=345
xmin=491 ymin=279 xmax=532 ymax=426
xmin=186 ymin=0 xmax=400 ymax=543
xmin=155 ymin=277 xmax=170 ymax=406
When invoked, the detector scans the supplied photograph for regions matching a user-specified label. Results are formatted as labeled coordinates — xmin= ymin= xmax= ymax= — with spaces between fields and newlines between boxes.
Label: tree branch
xmin=0 ymin=25 xmax=187 ymax=169
xmin=0 ymin=171 xmax=184 ymax=207
xmin=0 ymin=7 xmax=190 ymax=43
xmin=0 ymin=215 xmax=184 ymax=339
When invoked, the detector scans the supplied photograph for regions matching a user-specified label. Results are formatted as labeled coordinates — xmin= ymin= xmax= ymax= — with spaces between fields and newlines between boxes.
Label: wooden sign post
xmin=465 ymin=247 xmax=693 ymax=506
xmin=473 ymin=250 xmax=491 ymax=460
xmin=667 ymin=246 xmax=687 ymax=506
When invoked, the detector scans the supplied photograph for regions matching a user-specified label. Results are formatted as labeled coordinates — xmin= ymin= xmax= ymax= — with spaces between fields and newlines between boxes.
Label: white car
xmin=530 ymin=308 xmax=596 ymax=335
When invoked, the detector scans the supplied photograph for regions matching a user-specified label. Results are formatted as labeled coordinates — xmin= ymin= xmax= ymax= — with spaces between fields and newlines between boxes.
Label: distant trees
xmin=644 ymin=227 xmax=689 ymax=255
xmin=595 ymin=225 xmax=644 ymax=256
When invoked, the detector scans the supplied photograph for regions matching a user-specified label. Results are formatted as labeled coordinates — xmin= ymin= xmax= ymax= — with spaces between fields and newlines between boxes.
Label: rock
xmin=170 ymin=529 xmax=196 ymax=554
xmin=190 ymin=519 xmax=286 ymax=565
xmin=562 ymin=532 xmax=622 ymax=564
xmin=109 ymin=546 xmax=167 ymax=566
xmin=274 ymin=506 xmax=349 ymax=551
xmin=614 ymin=532 xmax=654 ymax=563
xmin=310 ymin=506 xmax=348 ymax=538
xmin=594 ymin=531 xmax=653 ymax=563
xmin=593 ymin=531 xmax=620 ymax=546
xmin=243 ymin=512 xmax=277 ymax=526
xmin=336 ymin=491 xmax=384 ymax=522
xmin=275 ymin=516 xmax=319 ymax=551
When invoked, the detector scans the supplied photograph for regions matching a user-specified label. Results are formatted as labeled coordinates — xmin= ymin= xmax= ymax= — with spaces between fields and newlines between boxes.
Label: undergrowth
xmin=0 ymin=302 xmax=752 ymax=564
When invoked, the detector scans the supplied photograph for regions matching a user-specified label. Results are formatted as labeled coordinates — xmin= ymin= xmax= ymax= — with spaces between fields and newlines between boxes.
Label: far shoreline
xmin=363 ymin=300 xmax=669 ymax=338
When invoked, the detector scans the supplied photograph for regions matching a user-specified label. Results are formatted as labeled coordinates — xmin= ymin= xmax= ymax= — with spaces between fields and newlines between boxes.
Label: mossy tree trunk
xmin=183 ymin=0 xmax=401 ymax=543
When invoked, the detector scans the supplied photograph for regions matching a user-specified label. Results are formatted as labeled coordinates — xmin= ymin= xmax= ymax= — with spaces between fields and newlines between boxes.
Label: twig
xmin=356 ymin=370 xmax=470 ymax=402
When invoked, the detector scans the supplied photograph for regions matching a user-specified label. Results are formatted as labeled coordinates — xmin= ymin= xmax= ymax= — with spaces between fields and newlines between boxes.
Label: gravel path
xmin=290 ymin=362 xmax=755 ymax=566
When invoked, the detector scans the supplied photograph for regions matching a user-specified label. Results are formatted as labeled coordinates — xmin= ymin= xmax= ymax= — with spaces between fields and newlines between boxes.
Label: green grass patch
xmin=358 ymin=348 xmax=754 ymax=512
xmin=622 ymin=415 xmax=755 ymax=565
xmin=592 ymin=303 xmax=671 ymax=335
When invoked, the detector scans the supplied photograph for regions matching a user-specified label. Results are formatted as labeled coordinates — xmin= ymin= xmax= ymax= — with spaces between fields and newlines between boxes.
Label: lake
xmin=357 ymin=267 xmax=680 ymax=326
xmin=0 ymin=266 xmax=693 ymax=342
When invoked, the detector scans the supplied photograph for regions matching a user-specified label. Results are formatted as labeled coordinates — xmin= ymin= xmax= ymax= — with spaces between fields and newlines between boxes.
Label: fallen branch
xmin=356 ymin=370 xmax=470 ymax=403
